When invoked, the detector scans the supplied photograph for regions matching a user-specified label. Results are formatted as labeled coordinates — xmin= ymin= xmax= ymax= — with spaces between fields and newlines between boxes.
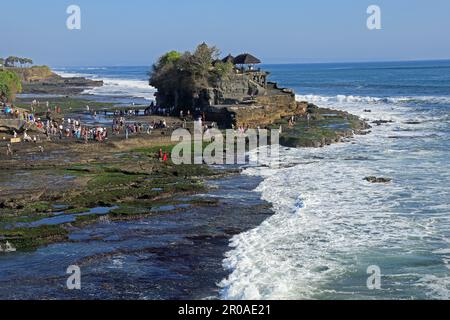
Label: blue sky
xmin=2 ymin=0 xmax=450 ymax=66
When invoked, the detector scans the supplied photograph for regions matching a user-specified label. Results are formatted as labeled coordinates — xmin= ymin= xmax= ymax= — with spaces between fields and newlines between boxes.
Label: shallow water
xmin=0 ymin=176 xmax=272 ymax=300
xmin=20 ymin=207 xmax=118 ymax=228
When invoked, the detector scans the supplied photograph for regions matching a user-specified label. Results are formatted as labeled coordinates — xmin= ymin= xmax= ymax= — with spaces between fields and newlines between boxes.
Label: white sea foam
xmin=83 ymin=78 xmax=157 ymax=101
xmin=54 ymin=70 xmax=91 ymax=78
xmin=296 ymin=94 xmax=450 ymax=105
xmin=220 ymin=94 xmax=450 ymax=300
xmin=54 ymin=70 xmax=156 ymax=101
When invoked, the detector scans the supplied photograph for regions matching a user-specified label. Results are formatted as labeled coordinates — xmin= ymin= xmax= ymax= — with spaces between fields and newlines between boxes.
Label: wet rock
xmin=21 ymin=75 xmax=103 ymax=95
xmin=404 ymin=121 xmax=421 ymax=125
xmin=364 ymin=176 xmax=392 ymax=184
xmin=355 ymin=130 xmax=372 ymax=136
xmin=372 ymin=120 xmax=394 ymax=126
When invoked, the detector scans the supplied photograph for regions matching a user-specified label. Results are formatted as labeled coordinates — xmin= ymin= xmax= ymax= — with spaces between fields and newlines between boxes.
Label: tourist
xmin=4 ymin=105 xmax=11 ymax=116
xmin=23 ymin=130 xmax=33 ymax=142
xmin=6 ymin=143 xmax=13 ymax=157
xmin=163 ymin=152 xmax=168 ymax=162
xmin=45 ymin=129 xmax=51 ymax=141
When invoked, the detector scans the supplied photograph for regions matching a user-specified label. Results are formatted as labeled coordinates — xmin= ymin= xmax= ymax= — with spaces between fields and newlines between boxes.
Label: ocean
xmin=221 ymin=60 xmax=450 ymax=300
xmin=6 ymin=61 xmax=449 ymax=300
xmin=53 ymin=66 xmax=156 ymax=104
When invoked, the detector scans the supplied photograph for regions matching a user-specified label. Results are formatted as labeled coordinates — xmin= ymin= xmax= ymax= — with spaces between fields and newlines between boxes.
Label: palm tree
xmin=5 ymin=56 xmax=17 ymax=67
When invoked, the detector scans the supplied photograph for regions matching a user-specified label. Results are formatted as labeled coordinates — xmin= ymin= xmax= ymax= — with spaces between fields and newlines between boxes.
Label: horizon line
xmin=50 ymin=58 xmax=450 ymax=68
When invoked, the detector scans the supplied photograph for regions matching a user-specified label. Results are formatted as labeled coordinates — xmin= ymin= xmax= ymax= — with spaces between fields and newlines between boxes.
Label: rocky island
xmin=150 ymin=43 xmax=370 ymax=146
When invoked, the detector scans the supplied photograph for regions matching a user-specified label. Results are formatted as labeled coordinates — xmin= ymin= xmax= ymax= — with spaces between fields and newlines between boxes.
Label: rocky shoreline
xmin=0 ymin=92 xmax=372 ymax=253
xmin=0 ymin=173 xmax=273 ymax=300
xmin=275 ymin=103 xmax=371 ymax=148
xmin=9 ymin=66 xmax=103 ymax=96
xmin=0 ymin=81 xmax=377 ymax=298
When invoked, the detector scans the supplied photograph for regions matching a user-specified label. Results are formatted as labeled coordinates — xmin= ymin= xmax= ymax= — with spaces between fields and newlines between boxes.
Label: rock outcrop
xmin=6 ymin=66 xmax=103 ymax=95
xmin=364 ymin=177 xmax=392 ymax=183
xmin=204 ymin=72 xmax=301 ymax=128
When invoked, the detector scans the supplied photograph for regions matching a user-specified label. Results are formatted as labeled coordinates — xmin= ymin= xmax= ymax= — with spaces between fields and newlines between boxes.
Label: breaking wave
xmin=54 ymin=69 xmax=156 ymax=101
xmin=296 ymin=94 xmax=450 ymax=105
xmin=220 ymin=94 xmax=450 ymax=300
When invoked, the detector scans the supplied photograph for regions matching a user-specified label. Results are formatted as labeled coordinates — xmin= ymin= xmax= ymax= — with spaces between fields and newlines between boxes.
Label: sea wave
xmin=54 ymin=70 xmax=156 ymax=101
xmin=220 ymin=93 xmax=450 ymax=300
xmin=296 ymin=94 xmax=450 ymax=105
xmin=83 ymin=78 xmax=156 ymax=101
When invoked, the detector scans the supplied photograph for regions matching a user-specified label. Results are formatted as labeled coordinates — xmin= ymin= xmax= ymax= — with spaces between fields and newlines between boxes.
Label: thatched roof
xmin=221 ymin=54 xmax=235 ymax=64
xmin=233 ymin=53 xmax=261 ymax=65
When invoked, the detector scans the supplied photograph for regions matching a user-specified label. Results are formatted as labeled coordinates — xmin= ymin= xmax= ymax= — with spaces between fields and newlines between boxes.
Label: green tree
xmin=149 ymin=43 xmax=230 ymax=109
xmin=3 ymin=56 xmax=34 ymax=68
xmin=20 ymin=58 xmax=33 ymax=67
xmin=0 ymin=70 xmax=22 ymax=102
xmin=150 ymin=50 xmax=186 ymax=108
xmin=5 ymin=56 xmax=17 ymax=67
xmin=189 ymin=42 xmax=220 ymax=89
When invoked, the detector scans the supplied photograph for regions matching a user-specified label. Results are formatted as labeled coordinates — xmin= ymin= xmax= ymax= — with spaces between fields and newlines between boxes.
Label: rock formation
xmin=150 ymin=44 xmax=303 ymax=128
xmin=10 ymin=66 xmax=103 ymax=95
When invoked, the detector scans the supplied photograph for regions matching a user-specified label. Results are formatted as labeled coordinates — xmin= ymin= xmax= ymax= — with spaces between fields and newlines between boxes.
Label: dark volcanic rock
xmin=22 ymin=76 xmax=103 ymax=95
xmin=364 ymin=176 xmax=392 ymax=184
xmin=404 ymin=121 xmax=421 ymax=125
xmin=372 ymin=120 xmax=394 ymax=126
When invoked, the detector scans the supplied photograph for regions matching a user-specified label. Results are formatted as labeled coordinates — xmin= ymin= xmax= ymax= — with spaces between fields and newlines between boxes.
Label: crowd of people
xmin=2 ymin=100 xmax=220 ymax=159
xmin=58 ymin=117 xmax=109 ymax=143
xmin=144 ymin=102 xmax=175 ymax=117
xmin=111 ymin=117 xmax=169 ymax=138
